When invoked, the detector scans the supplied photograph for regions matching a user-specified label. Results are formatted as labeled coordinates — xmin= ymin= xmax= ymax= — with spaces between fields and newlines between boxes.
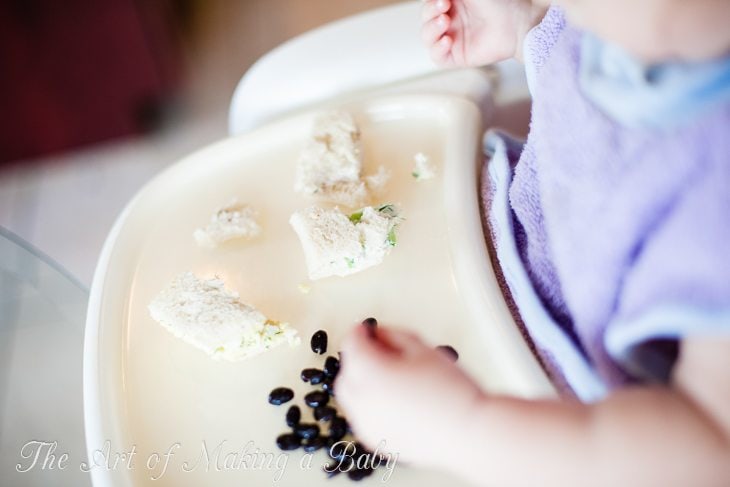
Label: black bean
xmin=354 ymin=443 xmax=373 ymax=463
xmin=285 ymin=405 xmax=301 ymax=427
xmin=302 ymin=436 xmax=327 ymax=453
xmin=321 ymin=379 xmax=335 ymax=396
xmin=268 ymin=387 xmax=294 ymax=405
xmin=311 ymin=330 xmax=328 ymax=354
xmin=328 ymin=440 xmax=348 ymax=460
xmin=371 ymin=452 xmax=386 ymax=467
xmin=300 ymin=368 xmax=325 ymax=384
xmin=324 ymin=460 xmax=347 ymax=478
xmin=304 ymin=390 xmax=329 ymax=408
xmin=329 ymin=416 xmax=348 ymax=441
xmin=436 ymin=345 xmax=459 ymax=362
xmin=275 ymin=433 xmax=301 ymax=451
xmin=340 ymin=457 xmax=355 ymax=472
xmin=327 ymin=441 xmax=354 ymax=471
xmin=348 ymin=467 xmax=373 ymax=481
xmin=314 ymin=405 xmax=336 ymax=422
xmin=323 ymin=356 xmax=340 ymax=378
xmin=352 ymin=442 xmax=367 ymax=457
xmin=294 ymin=423 xmax=320 ymax=440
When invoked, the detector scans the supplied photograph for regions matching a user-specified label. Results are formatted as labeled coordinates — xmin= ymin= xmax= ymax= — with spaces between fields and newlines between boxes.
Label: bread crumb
xmin=412 ymin=152 xmax=435 ymax=181
xmin=365 ymin=165 xmax=391 ymax=194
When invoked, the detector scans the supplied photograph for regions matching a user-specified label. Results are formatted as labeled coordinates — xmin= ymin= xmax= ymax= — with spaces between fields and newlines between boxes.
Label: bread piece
xmin=148 ymin=272 xmax=299 ymax=361
xmin=295 ymin=110 xmax=367 ymax=207
xmin=289 ymin=205 xmax=400 ymax=280
xmin=194 ymin=201 xmax=261 ymax=248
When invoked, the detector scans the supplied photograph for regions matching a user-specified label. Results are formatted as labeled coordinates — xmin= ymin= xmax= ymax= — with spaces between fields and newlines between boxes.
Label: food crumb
xmin=412 ymin=152 xmax=435 ymax=181
xmin=365 ymin=165 xmax=390 ymax=193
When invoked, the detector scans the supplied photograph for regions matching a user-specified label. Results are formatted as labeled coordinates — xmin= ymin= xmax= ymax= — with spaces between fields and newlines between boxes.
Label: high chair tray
xmin=84 ymin=94 xmax=553 ymax=487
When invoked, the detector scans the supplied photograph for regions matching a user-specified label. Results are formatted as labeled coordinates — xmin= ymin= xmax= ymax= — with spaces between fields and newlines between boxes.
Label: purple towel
xmin=482 ymin=8 xmax=730 ymax=399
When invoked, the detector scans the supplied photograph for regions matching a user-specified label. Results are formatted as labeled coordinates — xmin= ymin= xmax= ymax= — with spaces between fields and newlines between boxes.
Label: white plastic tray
xmin=84 ymin=94 xmax=553 ymax=487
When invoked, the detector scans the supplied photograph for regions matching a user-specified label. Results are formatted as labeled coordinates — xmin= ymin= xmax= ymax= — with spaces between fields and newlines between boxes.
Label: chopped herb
xmin=377 ymin=204 xmax=397 ymax=217
xmin=387 ymin=228 xmax=397 ymax=247
xmin=349 ymin=210 xmax=363 ymax=224
xmin=412 ymin=171 xmax=420 ymax=178
xmin=344 ymin=257 xmax=355 ymax=268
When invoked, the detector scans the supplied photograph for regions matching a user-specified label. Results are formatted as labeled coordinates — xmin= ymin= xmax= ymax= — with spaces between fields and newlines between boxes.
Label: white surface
xmin=85 ymin=94 xmax=553 ymax=487
xmin=229 ymin=1 xmax=440 ymax=134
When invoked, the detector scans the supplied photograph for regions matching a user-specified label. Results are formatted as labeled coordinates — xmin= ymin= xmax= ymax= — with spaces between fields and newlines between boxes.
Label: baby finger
xmin=421 ymin=0 xmax=451 ymax=22
xmin=421 ymin=14 xmax=451 ymax=46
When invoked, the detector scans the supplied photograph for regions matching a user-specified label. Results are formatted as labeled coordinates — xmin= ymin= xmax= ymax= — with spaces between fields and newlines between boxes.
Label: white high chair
xmin=228 ymin=2 xmax=530 ymax=135
xmin=227 ymin=1 xmax=552 ymax=398
xmin=80 ymin=7 xmax=555 ymax=487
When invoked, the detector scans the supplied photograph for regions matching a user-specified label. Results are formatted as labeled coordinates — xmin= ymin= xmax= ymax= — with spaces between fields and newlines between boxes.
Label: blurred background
xmin=0 ymin=0 xmax=397 ymax=285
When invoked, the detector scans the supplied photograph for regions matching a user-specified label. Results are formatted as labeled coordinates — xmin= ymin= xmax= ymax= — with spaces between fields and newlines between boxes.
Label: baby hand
xmin=421 ymin=0 xmax=546 ymax=66
xmin=336 ymin=323 xmax=485 ymax=469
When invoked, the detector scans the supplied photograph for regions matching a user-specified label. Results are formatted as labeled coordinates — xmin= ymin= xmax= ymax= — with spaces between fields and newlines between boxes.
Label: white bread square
xmin=294 ymin=110 xmax=366 ymax=207
xmin=148 ymin=272 xmax=299 ymax=361
xmin=193 ymin=201 xmax=261 ymax=248
xmin=289 ymin=205 xmax=399 ymax=280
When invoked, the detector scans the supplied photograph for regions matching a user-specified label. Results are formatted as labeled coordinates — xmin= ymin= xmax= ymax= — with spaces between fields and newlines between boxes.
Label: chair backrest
xmin=228 ymin=2 xmax=442 ymax=134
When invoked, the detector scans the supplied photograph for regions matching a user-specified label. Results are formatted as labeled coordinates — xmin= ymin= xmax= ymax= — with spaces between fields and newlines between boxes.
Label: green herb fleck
xmin=412 ymin=171 xmax=419 ymax=178
xmin=349 ymin=210 xmax=363 ymax=224
xmin=377 ymin=204 xmax=398 ymax=218
xmin=344 ymin=257 xmax=355 ymax=268
xmin=387 ymin=228 xmax=397 ymax=247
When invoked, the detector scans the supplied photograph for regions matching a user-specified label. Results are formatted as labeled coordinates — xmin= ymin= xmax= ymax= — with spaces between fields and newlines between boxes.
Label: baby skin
xmin=336 ymin=1 xmax=730 ymax=485
xmin=337 ymin=326 xmax=730 ymax=486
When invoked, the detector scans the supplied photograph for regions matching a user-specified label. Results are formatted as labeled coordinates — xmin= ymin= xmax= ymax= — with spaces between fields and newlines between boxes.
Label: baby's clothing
xmin=579 ymin=32 xmax=730 ymax=129
xmin=482 ymin=7 xmax=730 ymax=401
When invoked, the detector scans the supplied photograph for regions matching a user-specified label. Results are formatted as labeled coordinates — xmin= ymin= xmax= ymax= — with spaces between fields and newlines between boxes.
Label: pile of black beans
xmin=267 ymin=318 xmax=459 ymax=481
xmin=268 ymin=320 xmax=384 ymax=481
